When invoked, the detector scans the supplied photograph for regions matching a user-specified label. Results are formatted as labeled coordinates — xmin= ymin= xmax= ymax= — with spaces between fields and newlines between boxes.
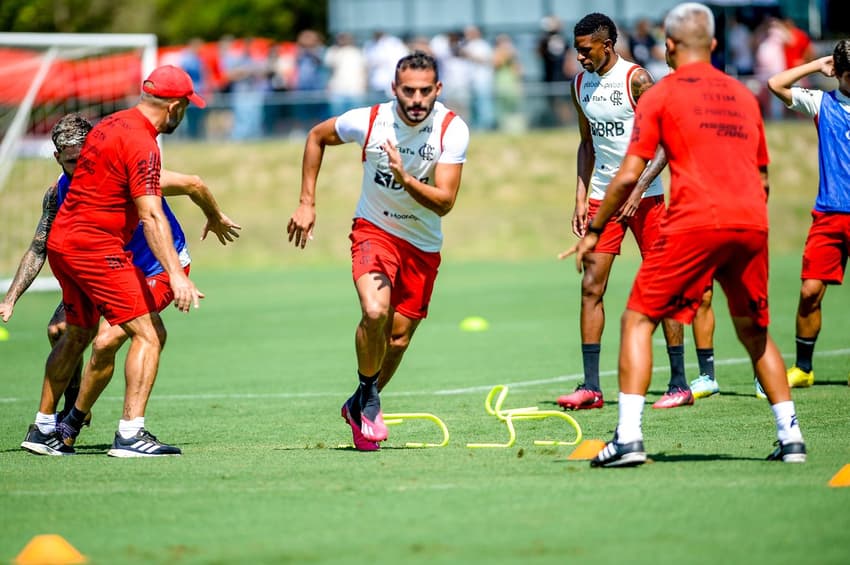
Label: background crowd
xmin=160 ymin=10 xmax=824 ymax=141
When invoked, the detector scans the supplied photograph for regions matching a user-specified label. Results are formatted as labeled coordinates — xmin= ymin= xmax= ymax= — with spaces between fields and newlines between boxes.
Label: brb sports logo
xmin=590 ymin=120 xmax=625 ymax=138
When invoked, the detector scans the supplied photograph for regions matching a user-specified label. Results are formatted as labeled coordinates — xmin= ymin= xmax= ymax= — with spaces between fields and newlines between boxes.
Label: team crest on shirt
xmin=418 ymin=143 xmax=436 ymax=161
xmin=610 ymin=90 xmax=623 ymax=106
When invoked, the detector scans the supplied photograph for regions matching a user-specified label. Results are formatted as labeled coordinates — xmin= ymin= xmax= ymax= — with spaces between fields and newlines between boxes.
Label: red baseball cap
xmin=142 ymin=65 xmax=206 ymax=108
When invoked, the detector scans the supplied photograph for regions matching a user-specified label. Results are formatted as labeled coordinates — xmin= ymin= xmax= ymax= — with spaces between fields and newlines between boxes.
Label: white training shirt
xmin=788 ymin=86 xmax=850 ymax=118
xmin=575 ymin=56 xmax=664 ymax=200
xmin=335 ymin=100 xmax=469 ymax=252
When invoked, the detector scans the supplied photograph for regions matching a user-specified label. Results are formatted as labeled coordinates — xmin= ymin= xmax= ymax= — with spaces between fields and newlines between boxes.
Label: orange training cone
xmin=567 ymin=439 xmax=607 ymax=460
xmin=14 ymin=534 xmax=87 ymax=565
xmin=828 ymin=464 xmax=850 ymax=488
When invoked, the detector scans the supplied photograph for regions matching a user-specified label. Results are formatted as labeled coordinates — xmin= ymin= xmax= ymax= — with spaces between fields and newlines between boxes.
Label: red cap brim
xmin=188 ymin=92 xmax=206 ymax=109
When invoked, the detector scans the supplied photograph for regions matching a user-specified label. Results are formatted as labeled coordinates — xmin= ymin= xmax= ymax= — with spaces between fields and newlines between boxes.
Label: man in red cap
xmin=35 ymin=65 xmax=205 ymax=457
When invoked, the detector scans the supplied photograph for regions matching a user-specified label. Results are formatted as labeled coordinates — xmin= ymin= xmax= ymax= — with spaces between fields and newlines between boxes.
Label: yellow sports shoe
xmin=786 ymin=366 xmax=814 ymax=388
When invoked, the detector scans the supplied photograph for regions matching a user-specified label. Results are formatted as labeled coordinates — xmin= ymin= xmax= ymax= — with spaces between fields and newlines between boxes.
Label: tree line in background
xmin=0 ymin=0 xmax=327 ymax=44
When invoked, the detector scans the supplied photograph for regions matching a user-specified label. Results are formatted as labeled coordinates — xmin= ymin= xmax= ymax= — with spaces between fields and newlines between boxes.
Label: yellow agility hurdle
xmin=467 ymin=385 xmax=582 ymax=449
xmin=383 ymin=412 xmax=450 ymax=448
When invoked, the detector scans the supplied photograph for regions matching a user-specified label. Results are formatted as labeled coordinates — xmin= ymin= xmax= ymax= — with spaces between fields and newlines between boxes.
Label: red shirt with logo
xmin=49 ymin=107 xmax=161 ymax=254
xmin=627 ymin=61 xmax=769 ymax=233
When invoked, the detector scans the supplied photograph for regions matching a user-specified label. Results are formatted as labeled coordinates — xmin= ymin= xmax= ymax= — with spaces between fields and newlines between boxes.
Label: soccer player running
xmin=287 ymin=52 xmax=469 ymax=451
xmin=556 ymin=12 xmax=696 ymax=411
xmin=4 ymin=114 xmax=240 ymax=456
xmin=767 ymin=39 xmax=850 ymax=389
xmin=563 ymin=2 xmax=806 ymax=467
xmin=35 ymin=66 xmax=207 ymax=457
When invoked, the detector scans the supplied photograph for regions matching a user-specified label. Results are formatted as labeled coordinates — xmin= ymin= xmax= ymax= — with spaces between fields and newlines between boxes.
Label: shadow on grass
xmin=650 ymin=452 xmax=763 ymax=462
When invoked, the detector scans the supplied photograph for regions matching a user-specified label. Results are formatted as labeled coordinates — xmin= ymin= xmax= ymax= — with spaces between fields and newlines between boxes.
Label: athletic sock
xmin=118 ymin=417 xmax=145 ymax=439
xmin=581 ymin=344 xmax=602 ymax=392
xmin=666 ymin=345 xmax=687 ymax=391
xmin=61 ymin=407 xmax=88 ymax=431
xmin=357 ymin=371 xmax=381 ymax=421
xmin=35 ymin=412 xmax=57 ymax=434
xmin=615 ymin=393 xmax=646 ymax=444
xmin=696 ymin=348 xmax=715 ymax=380
xmin=794 ymin=337 xmax=816 ymax=373
xmin=771 ymin=400 xmax=803 ymax=443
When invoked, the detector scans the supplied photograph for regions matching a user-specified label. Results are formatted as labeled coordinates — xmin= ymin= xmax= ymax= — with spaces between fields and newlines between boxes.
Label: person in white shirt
xmin=287 ymin=52 xmax=470 ymax=451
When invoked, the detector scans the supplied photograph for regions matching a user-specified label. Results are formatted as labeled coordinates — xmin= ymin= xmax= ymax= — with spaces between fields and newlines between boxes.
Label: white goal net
xmin=0 ymin=32 xmax=157 ymax=289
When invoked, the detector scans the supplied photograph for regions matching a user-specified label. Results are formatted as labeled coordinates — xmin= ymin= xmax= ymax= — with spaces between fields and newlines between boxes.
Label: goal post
xmin=0 ymin=32 xmax=157 ymax=291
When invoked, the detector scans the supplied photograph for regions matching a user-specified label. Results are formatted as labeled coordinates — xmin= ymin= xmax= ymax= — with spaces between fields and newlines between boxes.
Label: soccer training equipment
xmin=786 ymin=366 xmax=814 ymax=388
xmin=766 ymin=440 xmax=807 ymax=463
xmin=106 ymin=429 xmax=182 ymax=457
xmin=557 ymin=385 xmax=604 ymax=410
xmin=20 ymin=424 xmax=75 ymax=456
xmin=689 ymin=374 xmax=720 ymax=399
xmin=652 ymin=387 xmax=694 ymax=409
xmin=590 ymin=434 xmax=647 ymax=468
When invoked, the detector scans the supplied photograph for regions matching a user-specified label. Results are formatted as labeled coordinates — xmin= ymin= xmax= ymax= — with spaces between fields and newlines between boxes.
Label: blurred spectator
xmin=293 ymin=29 xmax=328 ymax=130
xmin=431 ymin=30 xmax=471 ymax=120
xmin=324 ymin=32 xmax=368 ymax=116
xmin=728 ymin=15 xmax=755 ymax=76
xmin=536 ymin=15 xmax=572 ymax=126
xmin=783 ymin=16 xmax=816 ymax=69
xmin=461 ymin=26 xmax=495 ymax=130
xmin=754 ymin=18 xmax=790 ymax=119
xmin=492 ymin=33 xmax=525 ymax=132
xmin=628 ymin=19 xmax=658 ymax=68
xmin=645 ymin=20 xmax=670 ymax=80
xmin=263 ymin=44 xmax=293 ymax=136
xmin=364 ymin=30 xmax=409 ymax=97
xmin=221 ymin=36 xmax=267 ymax=140
xmin=178 ymin=38 xmax=208 ymax=139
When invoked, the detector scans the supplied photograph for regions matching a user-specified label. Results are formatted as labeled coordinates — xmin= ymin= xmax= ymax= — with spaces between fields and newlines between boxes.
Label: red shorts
xmin=349 ymin=218 xmax=441 ymax=320
xmin=588 ymin=195 xmax=665 ymax=256
xmin=48 ymin=249 xmax=156 ymax=328
xmin=800 ymin=211 xmax=850 ymax=284
xmin=627 ymin=228 xmax=770 ymax=327
xmin=146 ymin=265 xmax=192 ymax=312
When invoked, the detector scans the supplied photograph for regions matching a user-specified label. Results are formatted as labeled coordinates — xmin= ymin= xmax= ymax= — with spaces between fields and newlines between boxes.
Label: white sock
xmin=615 ymin=393 xmax=646 ymax=444
xmin=771 ymin=401 xmax=803 ymax=443
xmin=118 ymin=417 xmax=145 ymax=439
xmin=35 ymin=412 xmax=57 ymax=434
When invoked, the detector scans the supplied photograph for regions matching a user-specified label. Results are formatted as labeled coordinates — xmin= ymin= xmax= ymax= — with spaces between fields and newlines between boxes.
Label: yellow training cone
xmin=567 ymin=439 xmax=607 ymax=460
xmin=14 ymin=534 xmax=87 ymax=565
xmin=828 ymin=464 xmax=850 ymax=488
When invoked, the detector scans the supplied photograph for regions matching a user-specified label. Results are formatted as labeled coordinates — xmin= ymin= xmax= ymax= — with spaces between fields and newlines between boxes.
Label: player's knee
xmin=388 ymin=332 xmax=412 ymax=353
xmin=47 ymin=322 xmax=66 ymax=344
xmin=360 ymin=303 xmax=390 ymax=329
xmin=798 ymin=280 xmax=824 ymax=309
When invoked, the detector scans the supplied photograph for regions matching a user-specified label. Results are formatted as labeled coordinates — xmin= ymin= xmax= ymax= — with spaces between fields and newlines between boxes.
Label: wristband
xmin=586 ymin=223 xmax=604 ymax=235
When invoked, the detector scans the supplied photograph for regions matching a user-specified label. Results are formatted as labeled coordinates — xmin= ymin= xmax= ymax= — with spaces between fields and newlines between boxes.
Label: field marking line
xmin=1 ymin=348 xmax=848 ymax=404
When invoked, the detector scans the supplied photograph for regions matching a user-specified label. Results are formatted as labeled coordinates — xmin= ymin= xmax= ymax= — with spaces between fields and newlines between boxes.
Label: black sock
xmin=62 ymin=407 xmax=88 ymax=431
xmin=667 ymin=345 xmax=687 ymax=391
xmin=357 ymin=371 xmax=381 ymax=420
xmin=581 ymin=344 xmax=601 ymax=392
xmin=795 ymin=337 xmax=816 ymax=372
xmin=61 ymin=384 xmax=80 ymax=416
xmin=696 ymin=348 xmax=715 ymax=380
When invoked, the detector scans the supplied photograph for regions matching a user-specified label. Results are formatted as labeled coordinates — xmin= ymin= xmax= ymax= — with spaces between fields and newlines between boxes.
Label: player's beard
xmin=401 ymin=101 xmax=433 ymax=124
xmin=162 ymin=107 xmax=184 ymax=134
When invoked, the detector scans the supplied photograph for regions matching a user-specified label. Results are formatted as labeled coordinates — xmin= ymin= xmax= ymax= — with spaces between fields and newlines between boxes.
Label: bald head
xmin=665 ymin=2 xmax=714 ymax=50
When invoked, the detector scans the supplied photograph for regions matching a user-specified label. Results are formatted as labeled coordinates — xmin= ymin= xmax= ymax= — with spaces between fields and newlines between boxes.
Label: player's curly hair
xmin=574 ymin=13 xmax=618 ymax=45
xmin=51 ymin=113 xmax=92 ymax=152
xmin=395 ymin=50 xmax=439 ymax=82
xmin=834 ymin=39 xmax=850 ymax=77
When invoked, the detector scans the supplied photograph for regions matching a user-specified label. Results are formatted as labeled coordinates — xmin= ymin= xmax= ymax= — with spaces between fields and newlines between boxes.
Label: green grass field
xmin=2 ymin=256 xmax=849 ymax=564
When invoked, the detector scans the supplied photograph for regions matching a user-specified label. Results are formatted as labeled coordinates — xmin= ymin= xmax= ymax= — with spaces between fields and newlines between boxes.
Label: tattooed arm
xmin=0 ymin=185 xmax=59 ymax=322
xmin=618 ymin=68 xmax=668 ymax=220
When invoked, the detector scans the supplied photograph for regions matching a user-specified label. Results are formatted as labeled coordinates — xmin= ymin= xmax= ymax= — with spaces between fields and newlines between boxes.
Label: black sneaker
xmin=106 ymin=429 xmax=182 ymax=458
xmin=20 ymin=424 xmax=75 ymax=456
xmin=590 ymin=435 xmax=646 ymax=468
xmin=766 ymin=440 xmax=807 ymax=463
